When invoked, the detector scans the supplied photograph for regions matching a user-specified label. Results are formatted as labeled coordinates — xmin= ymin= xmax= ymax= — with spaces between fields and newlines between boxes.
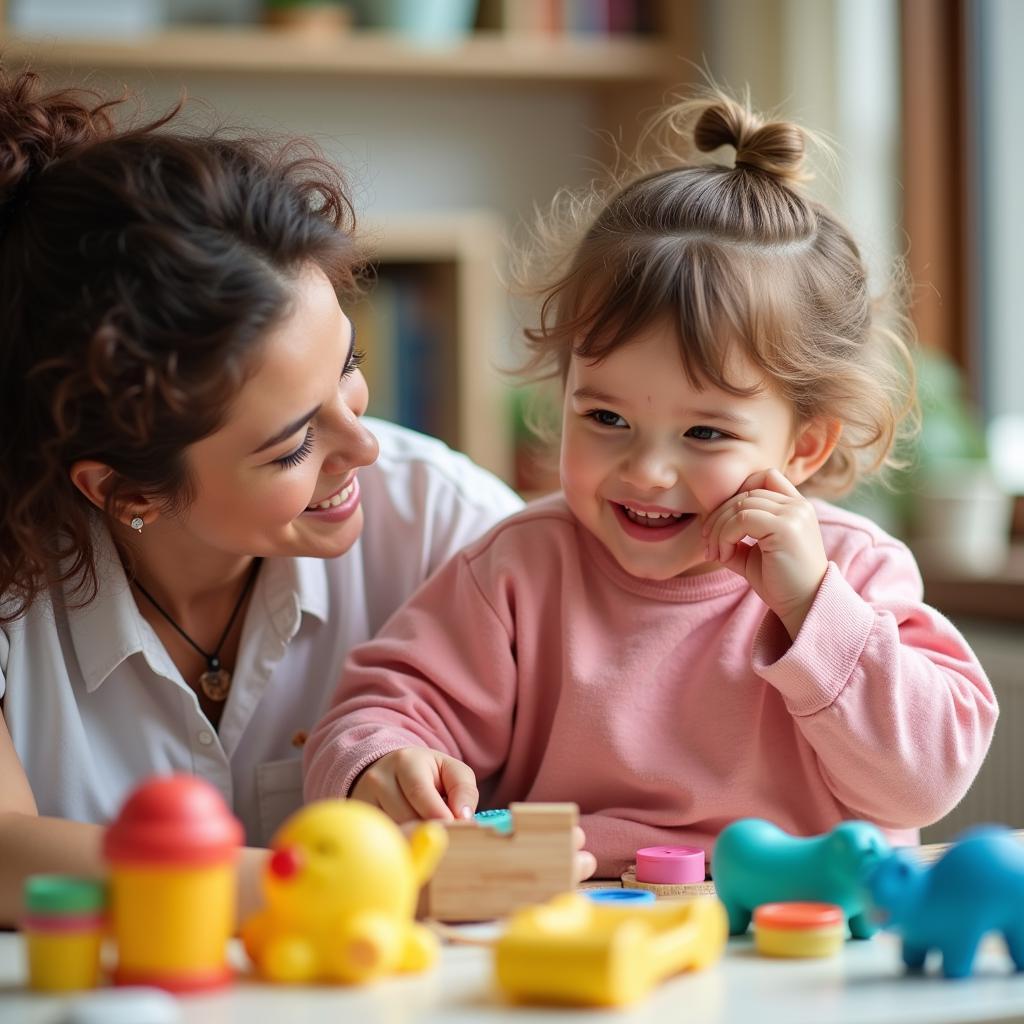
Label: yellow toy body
xmin=242 ymin=800 xmax=448 ymax=984
xmin=495 ymin=891 xmax=728 ymax=1007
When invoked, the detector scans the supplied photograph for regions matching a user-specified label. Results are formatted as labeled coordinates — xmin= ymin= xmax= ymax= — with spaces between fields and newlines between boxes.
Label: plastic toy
xmin=636 ymin=845 xmax=706 ymax=884
xmin=474 ymin=808 xmax=514 ymax=833
xmin=21 ymin=875 xmax=107 ymax=992
xmin=494 ymin=891 xmax=727 ymax=1007
xmin=427 ymin=802 xmax=577 ymax=922
xmin=242 ymin=799 xmax=448 ymax=983
xmin=585 ymin=887 xmax=655 ymax=905
xmin=753 ymin=902 xmax=846 ymax=958
xmin=867 ymin=825 xmax=1024 ymax=978
xmin=712 ymin=818 xmax=890 ymax=938
xmin=104 ymin=775 xmax=243 ymax=991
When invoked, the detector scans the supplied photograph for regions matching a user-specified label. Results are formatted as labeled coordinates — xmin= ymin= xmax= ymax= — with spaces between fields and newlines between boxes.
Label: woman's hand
xmin=702 ymin=468 xmax=828 ymax=640
xmin=351 ymin=747 xmax=479 ymax=822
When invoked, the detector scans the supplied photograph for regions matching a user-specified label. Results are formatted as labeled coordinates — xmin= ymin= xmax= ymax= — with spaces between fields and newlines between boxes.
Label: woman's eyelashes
xmin=272 ymin=349 xmax=366 ymax=469
xmin=274 ymin=426 xmax=315 ymax=469
xmin=341 ymin=347 xmax=366 ymax=380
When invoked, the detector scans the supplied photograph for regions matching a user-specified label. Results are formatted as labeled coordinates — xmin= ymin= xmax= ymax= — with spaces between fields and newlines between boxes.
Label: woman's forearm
xmin=0 ymin=812 xmax=269 ymax=930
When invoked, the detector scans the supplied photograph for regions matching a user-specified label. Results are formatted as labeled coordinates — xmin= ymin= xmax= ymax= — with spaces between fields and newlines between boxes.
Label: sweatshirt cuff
xmin=304 ymin=732 xmax=427 ymax=802
xmin=751 ymin=562 xmax=875 ymax=716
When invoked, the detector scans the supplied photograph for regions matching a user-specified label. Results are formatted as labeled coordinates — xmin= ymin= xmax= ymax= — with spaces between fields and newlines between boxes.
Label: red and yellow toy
xmin=242 ymin=799 xmax=448 ymax=984
xmin=103 ymin=775 xmax=243 ymax=992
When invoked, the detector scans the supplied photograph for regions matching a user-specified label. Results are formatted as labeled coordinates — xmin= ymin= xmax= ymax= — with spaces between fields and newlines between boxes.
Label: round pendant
xmin=199 ymin=668 xmax=232 ymax=702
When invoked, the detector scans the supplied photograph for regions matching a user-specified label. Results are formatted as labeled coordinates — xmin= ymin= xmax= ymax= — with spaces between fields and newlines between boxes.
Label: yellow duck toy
xmin=242 ymin=800 xmax=448 ymax=984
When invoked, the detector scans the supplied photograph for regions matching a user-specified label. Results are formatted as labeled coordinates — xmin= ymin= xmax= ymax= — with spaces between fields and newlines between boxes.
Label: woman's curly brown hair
xmin=0 ymin=68 xmax=362 ymax=623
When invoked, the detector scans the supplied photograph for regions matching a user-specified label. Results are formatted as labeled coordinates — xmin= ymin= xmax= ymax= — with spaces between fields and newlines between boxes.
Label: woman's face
xmin=172 ymin=264 xmax=379 ymax=561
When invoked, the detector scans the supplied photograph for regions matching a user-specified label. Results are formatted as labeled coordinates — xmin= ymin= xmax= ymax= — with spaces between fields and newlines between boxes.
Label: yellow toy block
xmin=494 ymin=891 xmax=727 ymax=1007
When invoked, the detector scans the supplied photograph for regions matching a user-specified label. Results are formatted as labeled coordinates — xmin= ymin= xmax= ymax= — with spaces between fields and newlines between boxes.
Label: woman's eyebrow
xmin=250 ymin=324 xmax=356 ymax=455
xmin=251 ymin=406 xmax=321 ymax=455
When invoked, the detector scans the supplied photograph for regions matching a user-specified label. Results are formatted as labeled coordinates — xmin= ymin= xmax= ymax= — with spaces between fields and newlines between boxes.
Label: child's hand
xmin=351 ymin=747 xmax=479 ymax=823
xmin=702 ymin=468 xmax=828 ymax=640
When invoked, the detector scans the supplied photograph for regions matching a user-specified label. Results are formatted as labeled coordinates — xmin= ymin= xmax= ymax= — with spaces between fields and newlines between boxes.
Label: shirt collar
xmin=67 ymin=518 xmax=331 ymax=692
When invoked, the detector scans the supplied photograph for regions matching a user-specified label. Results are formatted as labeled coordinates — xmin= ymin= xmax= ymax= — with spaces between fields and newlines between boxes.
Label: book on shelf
xmin=476 ymin=0 xmax=655 ymax=36
xmin=351 ymin=268 xmax=455 ymax=446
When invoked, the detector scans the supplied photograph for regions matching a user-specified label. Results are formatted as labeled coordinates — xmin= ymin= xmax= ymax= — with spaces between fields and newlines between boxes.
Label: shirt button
xmin=197 ymin=730 xmax=214 ymax=746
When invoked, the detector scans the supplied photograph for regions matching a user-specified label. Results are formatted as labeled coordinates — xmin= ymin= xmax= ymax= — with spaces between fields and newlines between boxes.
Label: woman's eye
xmin=686 ymin=425 xmax=727 ymax=441
xmin=274 ymin=426 xmax=315 ymax=468
xmin=341 ymin=348 xmax=366 ymax=380
xmin=588 ymin=409 xmax=627 ymax=428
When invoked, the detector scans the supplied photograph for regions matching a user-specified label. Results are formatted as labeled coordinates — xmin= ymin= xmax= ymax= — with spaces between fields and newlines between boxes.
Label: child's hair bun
xmin=692 ymin=95 xmax=806 ymax=184
xmin=0 ymin=69 xmax=118 ymax=224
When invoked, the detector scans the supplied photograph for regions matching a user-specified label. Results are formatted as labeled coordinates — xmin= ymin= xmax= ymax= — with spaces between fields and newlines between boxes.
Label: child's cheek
xmin=691 ymin=455 xmax=752 ymax=515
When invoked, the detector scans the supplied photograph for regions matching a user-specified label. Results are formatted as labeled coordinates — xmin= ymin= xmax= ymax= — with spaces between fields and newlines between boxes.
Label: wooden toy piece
xmin=21 ymin=875 xmax=107 ymax=992
xmin=753 ymin=902 xmax=846 ymax=958
xmin=494 ymin=891 xmax=728 ymax=1007
xmin=867 ymin=825 xmax=1024 ymax=979
xmin=620 ymin=865 xmax=718 ymax=900
xmin=712 ymin=818 xmax=890 ymax=939
xmin=103 ymin=775 xmax=243 ymax=992
xmin=426 ymin=802 xmax=577 ymax=922
xmin=243 ymin=800 xmax=448 ymax=984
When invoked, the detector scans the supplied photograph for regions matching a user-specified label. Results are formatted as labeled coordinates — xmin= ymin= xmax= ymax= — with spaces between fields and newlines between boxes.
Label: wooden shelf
xmin=0 ymin=27 xmax=680 ymax=84
xmin=923 ymin=543 xmax=1024 ymax=624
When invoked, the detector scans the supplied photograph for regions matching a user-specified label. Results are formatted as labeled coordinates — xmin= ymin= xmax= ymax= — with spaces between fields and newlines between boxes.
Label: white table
xmin=2 ymin=929 xmax=1024 ymax=1024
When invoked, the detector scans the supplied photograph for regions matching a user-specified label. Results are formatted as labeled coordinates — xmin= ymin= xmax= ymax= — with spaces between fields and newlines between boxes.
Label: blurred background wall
xmin=1 ymin=0 xmax=1020 ymax=840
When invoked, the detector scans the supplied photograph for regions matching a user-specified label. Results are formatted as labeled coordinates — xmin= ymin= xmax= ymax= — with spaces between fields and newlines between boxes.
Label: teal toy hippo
xmin=712 ymin=818 xmax=890 ymax=938
xmin=867 ymin=826 xmax=1024 ymax=979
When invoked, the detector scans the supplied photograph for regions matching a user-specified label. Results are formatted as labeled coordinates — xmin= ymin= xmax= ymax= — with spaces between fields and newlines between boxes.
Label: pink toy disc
xmin=635 ymin=845 xmax=706 ymax=885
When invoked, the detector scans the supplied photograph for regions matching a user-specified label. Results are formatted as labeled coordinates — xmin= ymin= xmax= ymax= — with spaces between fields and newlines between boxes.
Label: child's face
xmin=560 ymin=320 xmax=802 ymax=581
xmin=175 ymin=264 xmax=379 ymax=562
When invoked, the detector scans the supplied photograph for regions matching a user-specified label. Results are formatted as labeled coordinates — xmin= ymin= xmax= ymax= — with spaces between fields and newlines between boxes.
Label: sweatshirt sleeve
xmin=751 ymin=540 xmax=998 ymax=828
xmin=303 ymin=549 xmax=517 ymax=801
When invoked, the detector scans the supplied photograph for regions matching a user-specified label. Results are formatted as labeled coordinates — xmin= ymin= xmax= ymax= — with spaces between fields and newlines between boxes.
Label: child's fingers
xmin=438 ymin=756 xmax=479 ymax=819
xmin=761 ymin=467 xmax=802 ymax=497
xmin=714 ymin=508 xmax=778 ymax=564
xmin=705 ymin=496 xmax=786 ymax=562
xmin=575 ymin=850 xmax=597 ymax=883
xmin=361 ymin=772 xmax=423 ymax=824
xmin=396 ymin=758 xmax=455 ymax=821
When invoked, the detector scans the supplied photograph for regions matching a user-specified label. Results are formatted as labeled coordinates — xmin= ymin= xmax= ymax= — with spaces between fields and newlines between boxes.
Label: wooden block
xmin=426 ymin=803 xmax=578 ymax=922
xmin=620 ymin=865 xmax=717 ymax=900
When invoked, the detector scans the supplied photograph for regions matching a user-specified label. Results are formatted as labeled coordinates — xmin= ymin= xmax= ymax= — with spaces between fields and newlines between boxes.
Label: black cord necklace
xmin=132 ymin=558 xmax=262 ymax=702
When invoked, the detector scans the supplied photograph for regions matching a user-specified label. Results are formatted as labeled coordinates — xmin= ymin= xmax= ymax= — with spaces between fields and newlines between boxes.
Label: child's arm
xmin=751 ymin=539 xmax=998 ymax=829
xmin=304 ymin=549 xmax=517 ymax=815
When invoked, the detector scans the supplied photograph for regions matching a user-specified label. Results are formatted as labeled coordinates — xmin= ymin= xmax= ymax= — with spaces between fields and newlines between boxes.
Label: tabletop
xmin=3 ymin=927 xmax=1024 ymax=1024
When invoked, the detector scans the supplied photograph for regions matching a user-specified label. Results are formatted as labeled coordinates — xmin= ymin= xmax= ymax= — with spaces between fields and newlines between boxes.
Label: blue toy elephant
xmin=867 ymin=826 xmax=1024 ymax=979
xmin=712 ymin=818 xmax=890 ymax=938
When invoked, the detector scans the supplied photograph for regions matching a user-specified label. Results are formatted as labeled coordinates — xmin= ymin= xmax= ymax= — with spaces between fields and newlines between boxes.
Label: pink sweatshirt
xmin=304 ymin=495 xmax=998 ymax=877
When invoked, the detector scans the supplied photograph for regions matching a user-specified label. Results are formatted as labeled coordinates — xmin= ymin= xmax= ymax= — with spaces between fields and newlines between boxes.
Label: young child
xmin=303 ymin=92 xmax=997 ymax=877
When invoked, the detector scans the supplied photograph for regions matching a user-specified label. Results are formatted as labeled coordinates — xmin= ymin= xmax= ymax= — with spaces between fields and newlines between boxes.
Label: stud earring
xmin=130 ymin=516 xmax=144 ymax=533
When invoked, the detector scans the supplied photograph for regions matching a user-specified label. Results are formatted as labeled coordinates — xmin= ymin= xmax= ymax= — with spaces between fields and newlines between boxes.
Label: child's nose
xmin=619 ymin=446 xmax=679 ymax=491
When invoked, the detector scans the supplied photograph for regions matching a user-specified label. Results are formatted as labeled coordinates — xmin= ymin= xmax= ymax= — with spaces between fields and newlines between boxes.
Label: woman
xmin=0 ymin=68 xmax=541 ymax=925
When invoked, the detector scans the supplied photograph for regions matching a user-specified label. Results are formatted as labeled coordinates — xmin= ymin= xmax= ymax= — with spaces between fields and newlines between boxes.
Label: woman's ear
xmin=784 ymin=418 xmax=842 ymax=487
xmin=69 ymin=460 xmax=161 ymax=530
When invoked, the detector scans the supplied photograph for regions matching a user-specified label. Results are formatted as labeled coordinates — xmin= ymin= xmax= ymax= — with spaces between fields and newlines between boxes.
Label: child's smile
xmin=612 ymin=501 xmax=698 ymax=542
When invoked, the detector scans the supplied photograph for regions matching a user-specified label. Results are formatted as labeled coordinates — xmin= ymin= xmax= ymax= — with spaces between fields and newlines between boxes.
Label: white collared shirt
xmin=0 ymin=420 xmax=522 ymax=846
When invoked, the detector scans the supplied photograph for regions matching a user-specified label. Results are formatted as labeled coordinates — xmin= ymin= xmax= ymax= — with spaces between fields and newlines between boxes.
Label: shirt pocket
xmin=255 ymin=757 xmax=304 ymax=847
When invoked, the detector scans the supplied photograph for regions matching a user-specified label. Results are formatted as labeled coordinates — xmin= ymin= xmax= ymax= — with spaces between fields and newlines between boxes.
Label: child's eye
xmin=274 ymin=426 xmax=315 ymax=468
xmin=341 ymin=348 xmax=366 ymax=380
xmin=587 ymin=409 xmax=628 ymax=428
xmin=686 ymin=425 xmax=728 ymax=441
